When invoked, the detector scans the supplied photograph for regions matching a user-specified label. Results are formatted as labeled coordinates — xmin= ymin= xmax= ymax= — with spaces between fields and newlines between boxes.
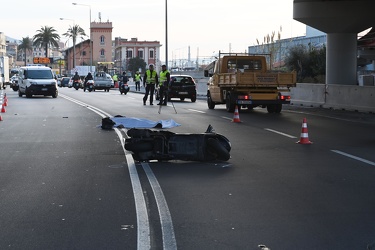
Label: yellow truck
xmin=204 ymin=52 xmax=296 ymax=113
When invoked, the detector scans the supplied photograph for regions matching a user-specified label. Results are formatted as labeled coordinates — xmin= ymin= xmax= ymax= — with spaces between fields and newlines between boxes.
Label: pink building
xmin=114 ymin=37 xmax=161 ymax=73
xmin=65 ymin=21 xmax=113 ymax=73
xmin=64 ymin=20 xmax=161 ymax=74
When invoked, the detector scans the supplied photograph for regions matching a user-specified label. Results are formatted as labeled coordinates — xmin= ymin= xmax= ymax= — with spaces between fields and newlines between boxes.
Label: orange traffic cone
xmin=297 ymin=118 xmax=312 ymax=144
xmin=1 ymin=103 xmax=6 ymax=113
xmin=3 ymin=99 xmax=7 ymax=107
xmin=232 ymin=105 xmax=241 ymax=123
xmin=0 ymin=115 xmax=3 ymax=121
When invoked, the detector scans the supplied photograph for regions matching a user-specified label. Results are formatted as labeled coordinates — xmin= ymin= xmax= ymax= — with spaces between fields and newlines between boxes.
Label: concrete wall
xmin=291 ymin=83 xmax=375 ymax=113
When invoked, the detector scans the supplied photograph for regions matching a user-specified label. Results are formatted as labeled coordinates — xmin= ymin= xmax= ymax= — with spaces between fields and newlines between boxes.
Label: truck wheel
xmin=207 ymin=93 xmax=215 ymax=109
xmin=225 ymin=94 xmax=235 ymax=113
xmin=274 ymin=104 xmax=282 ymax=113
xmin=207 ymin=138 xmax=230 ymax=161
xmin=191 ymin=96 xmax=196 ymax=102
xmin=267 ymin=105 xmax=274 ymax=113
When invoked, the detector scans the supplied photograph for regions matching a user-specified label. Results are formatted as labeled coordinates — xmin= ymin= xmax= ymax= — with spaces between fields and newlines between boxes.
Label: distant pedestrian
xmin=134 ymin=71 xmax=142 ymax=91
xmin=143 ymin=64 xmax=158 ymax=105
xmin=112 ymin=72 xmax=118 ymax=88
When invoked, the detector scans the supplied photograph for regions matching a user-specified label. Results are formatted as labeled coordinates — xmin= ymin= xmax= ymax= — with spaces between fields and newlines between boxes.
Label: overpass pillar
xmin=326 ymin=33 xmax=357 ymax=85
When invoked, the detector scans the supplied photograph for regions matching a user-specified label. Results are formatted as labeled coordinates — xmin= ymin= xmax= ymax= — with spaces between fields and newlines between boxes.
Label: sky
xmin=1 ymin=0 xmax=306 ymax=64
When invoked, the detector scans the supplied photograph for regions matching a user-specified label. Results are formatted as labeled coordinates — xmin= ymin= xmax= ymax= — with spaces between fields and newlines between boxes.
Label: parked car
xmin=59 ymin=77 xmax=70 ymax=87
xmin=156 ymin=74 xmax=197 ymax=102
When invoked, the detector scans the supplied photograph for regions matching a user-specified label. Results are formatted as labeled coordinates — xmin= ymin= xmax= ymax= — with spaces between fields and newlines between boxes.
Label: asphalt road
xmin=1 ymin=87 xmax=375 ymax=250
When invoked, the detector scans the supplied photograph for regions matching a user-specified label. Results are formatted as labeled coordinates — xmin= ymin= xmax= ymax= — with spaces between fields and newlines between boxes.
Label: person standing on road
xmin=158 ymin=64 xmax=170 ymax=105
xmin=112 ymin=72 xmax=118 ymax=88
xmin=143 ymin=64 xmax=158 ymax=105
xmin=134 ymin=71 xmax=142 ymax=91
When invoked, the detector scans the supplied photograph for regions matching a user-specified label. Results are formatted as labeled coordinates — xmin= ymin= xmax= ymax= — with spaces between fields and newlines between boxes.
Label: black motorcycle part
xmin=127 ymin=129 xmax=151 ymax=138
xmin=125 ymin=142 xmax=154 ymax=152
xmin=207 ymin=138 xmax=230 ymax=161
xmin=101 ymin=117 xmax=116 ymax=130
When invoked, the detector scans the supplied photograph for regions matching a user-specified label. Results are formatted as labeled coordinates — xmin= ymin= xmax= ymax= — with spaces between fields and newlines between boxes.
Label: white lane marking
xmin=142 ymin=163 xmax=177 ymax=250
xmin=187 ymin=108 xmax=206 ymax=114
xmin=117 ymin=132 xmax=151 ymax=250
xmin=221 ymin=116 xmax=232 ymax=121
xmin=60 ymin=94 xmax=161 ymax=249
xmin=264 ymin=128 xmax=297 ymax=138
xmin=331 ymin=150 xmax=375 ymax=166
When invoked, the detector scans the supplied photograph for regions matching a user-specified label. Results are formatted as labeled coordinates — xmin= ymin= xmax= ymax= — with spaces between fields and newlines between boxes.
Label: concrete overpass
xmin=293 ymin=0 xmax=375 ymax=85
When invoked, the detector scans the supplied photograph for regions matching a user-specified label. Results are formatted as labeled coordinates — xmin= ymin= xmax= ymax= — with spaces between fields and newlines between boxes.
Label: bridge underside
xmin=293 ymin=0 xmax=375 ymax=85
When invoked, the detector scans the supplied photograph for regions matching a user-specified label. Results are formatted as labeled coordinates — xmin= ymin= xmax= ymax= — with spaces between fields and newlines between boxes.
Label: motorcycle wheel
xmin=88 ymin=88 xmax=93 ymax=92
xmin=125 ymin=142 xmax=153 ymax=152
xmin=207 ymin=138 xmax=230 ymax=161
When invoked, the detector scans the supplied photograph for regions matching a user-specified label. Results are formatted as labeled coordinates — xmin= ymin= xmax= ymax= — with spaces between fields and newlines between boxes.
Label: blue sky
xmin=1 ymin=0 xmax=306 ymax=62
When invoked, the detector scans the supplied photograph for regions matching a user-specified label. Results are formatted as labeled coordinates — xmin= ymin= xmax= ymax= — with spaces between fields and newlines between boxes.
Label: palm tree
xmin=63 ymin=24 xmax=86 ymax=69
xmin=18 ymin=37 xmax=33 ymax=66
xmin=32 ymin=26 xmax=60 ymax=59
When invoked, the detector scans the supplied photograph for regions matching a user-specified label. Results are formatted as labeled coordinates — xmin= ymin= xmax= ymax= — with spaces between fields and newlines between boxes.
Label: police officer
xmin=112 ymin=72 xmax=118 ymax=88
xmin=134 ymin=71 xmax=142 ymax=91
xmin=143 ymin=64 xmax=158 ymax=105
xmin=158 ymin=65 xmax=170 ymax=105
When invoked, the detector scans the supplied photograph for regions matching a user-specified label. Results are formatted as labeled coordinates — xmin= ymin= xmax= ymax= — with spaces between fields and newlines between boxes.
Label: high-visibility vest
xmin=159 ymin=70 xmax=170 ymax=86
xmin=146 ymin=70 xmax=157 ymax=84
xmin=135 ymin=73 xmax=141 ymax=82
xmin=112 ymin=74 xmax=118 ymax=81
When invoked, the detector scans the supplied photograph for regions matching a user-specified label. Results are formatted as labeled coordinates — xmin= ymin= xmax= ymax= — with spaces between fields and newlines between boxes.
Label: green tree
xmin=309 ymin=44 xmax=326 ymax=77
xmin=127 ymin=57 xmax=147 ymax=75
xmin=32 ymin=26 xmax=60 ymax=59
xmin=18 ymin=37 xmax=33 ymax=66
xmin=62 ymin=24 xmax=87 ymax=68
xmin=284 ymin=44 xmax=326 ymax=83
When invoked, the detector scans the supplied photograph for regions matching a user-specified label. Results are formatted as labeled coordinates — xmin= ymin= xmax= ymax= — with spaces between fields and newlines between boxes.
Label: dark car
xmin=59 ymin=77 xmax=70 ymax=87
xmin=156 ymin=74 xmax=197 ymax=102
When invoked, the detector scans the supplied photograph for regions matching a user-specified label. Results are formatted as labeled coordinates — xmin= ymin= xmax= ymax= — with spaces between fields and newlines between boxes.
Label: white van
xmin=18 ymin=66 xmax=58 ymax=98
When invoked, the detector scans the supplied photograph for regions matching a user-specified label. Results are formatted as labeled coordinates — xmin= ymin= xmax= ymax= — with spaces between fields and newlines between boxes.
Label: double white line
xmin=60 ymin=94 xmax=177 ymax=250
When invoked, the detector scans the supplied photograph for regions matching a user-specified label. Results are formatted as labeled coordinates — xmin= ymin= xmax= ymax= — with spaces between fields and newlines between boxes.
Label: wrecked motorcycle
xmin=125 ymin=125 xmax=231 ymax=162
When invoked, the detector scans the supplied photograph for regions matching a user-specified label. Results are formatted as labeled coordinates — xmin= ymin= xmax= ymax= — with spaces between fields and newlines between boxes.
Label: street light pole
xmin=72 ymin=2 xmax=92 ymax=72
xmin=165 ymin=0 xmax=168 ymax=68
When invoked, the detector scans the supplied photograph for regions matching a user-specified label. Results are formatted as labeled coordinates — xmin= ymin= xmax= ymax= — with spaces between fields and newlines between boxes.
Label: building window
xmin=126 ymin=50 xmax=133 ymax=58
xmin=150 ymin=50 xmax=154 ymax=59
xmin=100 ymin=49 xmax=105 ymax=58
xmin=100 ymin=36 xmax=105 ymax=45
xmin=82 ymin=51 xmax=86 ymax=56
xmin=138 ymin=50 xmax=144 ymax=59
